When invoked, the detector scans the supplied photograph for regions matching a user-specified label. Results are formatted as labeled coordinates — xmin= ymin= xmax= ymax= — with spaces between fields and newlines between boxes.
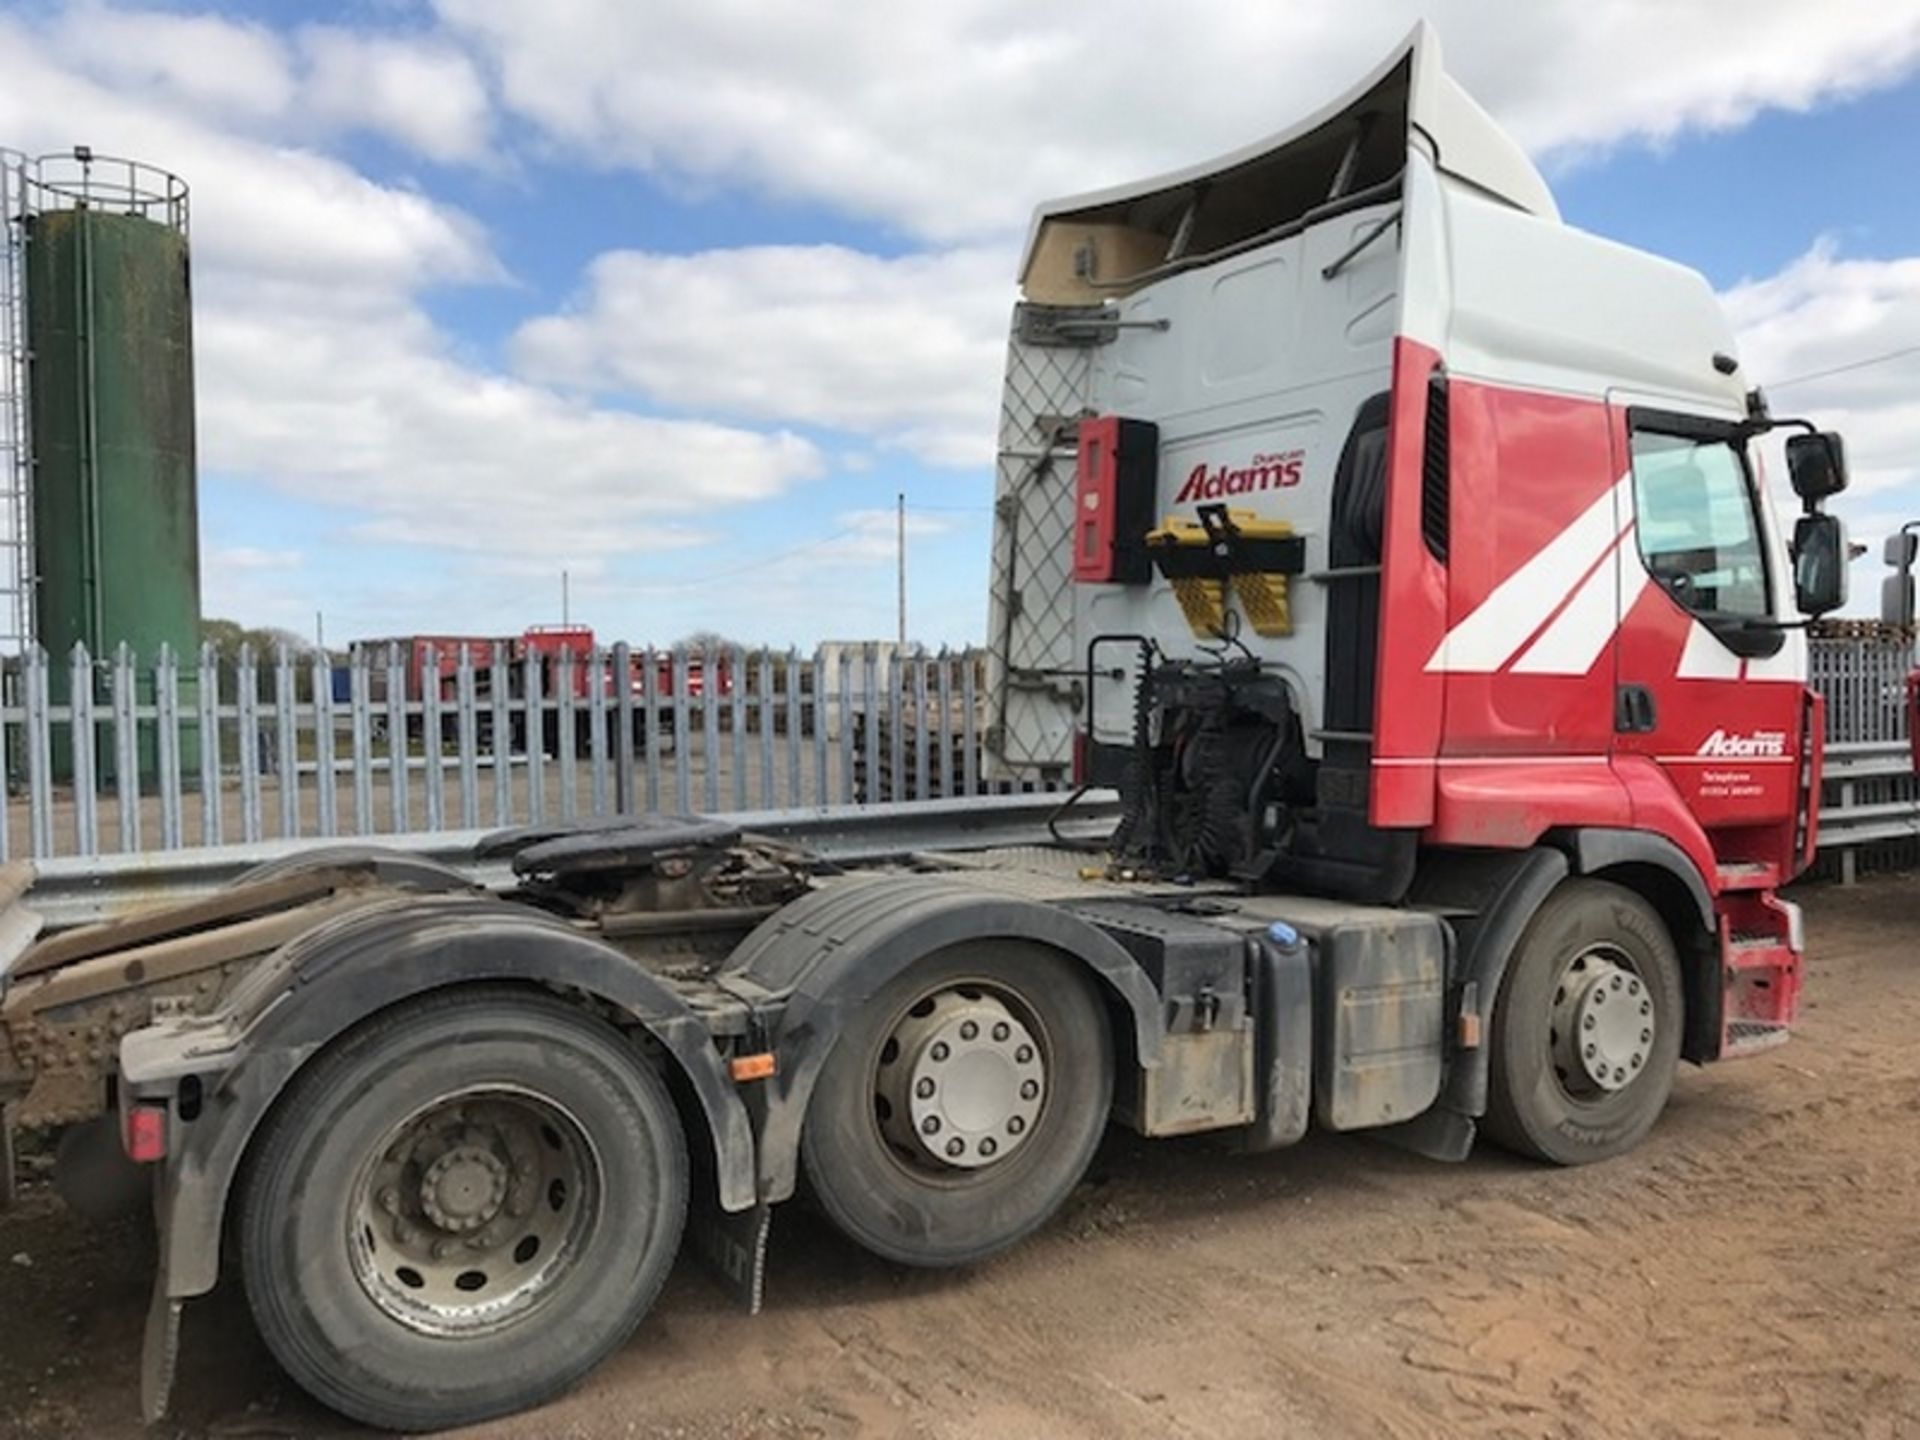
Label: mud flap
xmin=140 ymin=1268 xmax=183 ymax=1424
xmin=0 ymin=1104 xmax=15 ymax=1210
xmin=688 ymin=1194 xmax=772 ymax=1315
xmin=1370 ymin=1107 xmax=1477 ymax=1162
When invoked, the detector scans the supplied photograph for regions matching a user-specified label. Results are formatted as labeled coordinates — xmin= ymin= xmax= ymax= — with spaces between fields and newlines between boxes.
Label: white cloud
xmin=1725 ymin=239 xmax=1920 ymax=609
xmin=436 ymin=0 xmax=1920 ymax=241
xmin=512 ymin=245 xmax=1011 ymax=465
xmin=1 ymin=15 xmax=822 ymax=589
xmin=36 ymin=3 xmax=493 ymax=169
xmin=298 ymin=27 xmax=493 ymax=166
xmin=1 ymin=18 xmax=492 ymax=290
xmin=1728 ymin=240 xmax=1920 ymax=497
xmin=206 ymin=545 xmax=304 ymax=573
xmin=48 ymin=2 xmax=296 ymax=122
xmin=558 ymin=507 xmax=961 ymax=645
xmin=194 ymin=273 xmax=822 ymax=562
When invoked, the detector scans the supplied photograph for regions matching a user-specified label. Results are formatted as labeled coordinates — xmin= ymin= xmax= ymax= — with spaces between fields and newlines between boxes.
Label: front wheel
xmin=1483 ymin=879 xmax=1684 ymax=1165
xmin=802 ymin=941 xmax=1112 ymax=1268
xmin=239 ymin=987 xmax=688 ymax=1432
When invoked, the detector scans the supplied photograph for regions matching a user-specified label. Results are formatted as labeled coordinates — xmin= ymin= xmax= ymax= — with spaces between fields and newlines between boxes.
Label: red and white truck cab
xmin=987 ymin=21 xmax=1850 ymax=1135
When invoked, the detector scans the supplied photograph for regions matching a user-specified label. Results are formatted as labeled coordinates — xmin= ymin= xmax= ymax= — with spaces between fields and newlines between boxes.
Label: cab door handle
xmin=1615 ymin=684 xmax=1657 ymax=734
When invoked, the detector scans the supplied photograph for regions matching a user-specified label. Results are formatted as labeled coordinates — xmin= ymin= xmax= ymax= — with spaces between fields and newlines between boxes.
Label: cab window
xmin=1629 ymin=428 xmax=1769 ymax=619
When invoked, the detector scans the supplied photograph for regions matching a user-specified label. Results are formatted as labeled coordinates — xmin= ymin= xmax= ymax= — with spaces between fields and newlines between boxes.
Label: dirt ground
xmin=2 ymin=874 xmax=1917 ymax=1440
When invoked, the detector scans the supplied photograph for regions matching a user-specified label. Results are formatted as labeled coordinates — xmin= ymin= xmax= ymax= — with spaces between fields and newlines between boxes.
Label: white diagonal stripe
xmin=1510 ymin=532 xmax=1647 ymax=674
xmin=1675 ymin=618 xmax=1742 ymax=680
xmin=1425 ymin=472 xmax=1633 ymax=673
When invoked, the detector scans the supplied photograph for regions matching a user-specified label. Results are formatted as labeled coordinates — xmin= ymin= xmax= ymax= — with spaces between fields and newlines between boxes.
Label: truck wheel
xmin=1483 ymin=879 xmax=1684 ymax=1165
xmin=238 ymin=987 xmax=687 ymax=1432
xmin=802 ymin=941 xmax=1111 ymax=1268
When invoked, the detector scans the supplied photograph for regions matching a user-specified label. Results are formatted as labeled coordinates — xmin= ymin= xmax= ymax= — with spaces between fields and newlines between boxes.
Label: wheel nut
xmin=1008 ymin=1116 xmax=1026 ymax=1136
xmin=1015 ymin=1044 xmax=1034 ymax=1064
xmin=1640 ymin=1028 xmax=1651 ymax=1043
xmin=1584 ymin=1015 xmax=1595 ymax=1030
xmin=931 ymin=1042 xmax=949 ymax=1062
xmin=945 ymin=1138 xmax=964 ymax=1159
xmin=433 ymin=1239 xmax=455 ymax=1260
xmin=922 ymin=1116 xmax=941 ymax=1135
xmin=1020 ymin=1080 xmax=1040 ymax=1101
xmin=915 ymin=1078 xmax=935 ymax=1099
xmin=960 ymin=1021 xmax=979 ymax=1041
xmin=1584 ymin=1043 xmax=1596 ymax=1059
xmin=379 ymin=1188 xmax=400 ymax=1213
xmin=992 ymin=1022 xmax=1010 ymax=1042
xmin=1641 ymin=1001 xmax=1651 ymax=1016
xmin=979 ymin=1138 xmax=998 ymax=1158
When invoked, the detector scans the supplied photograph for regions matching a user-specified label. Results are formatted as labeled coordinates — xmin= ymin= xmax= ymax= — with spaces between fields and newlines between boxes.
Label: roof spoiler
xmin=1018 ymin=21 xmax=1555 ymax=303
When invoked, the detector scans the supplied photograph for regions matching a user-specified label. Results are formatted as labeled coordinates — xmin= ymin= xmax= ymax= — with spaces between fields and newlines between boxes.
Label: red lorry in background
xmin=349 ymin=626 xmax=732 ymax=751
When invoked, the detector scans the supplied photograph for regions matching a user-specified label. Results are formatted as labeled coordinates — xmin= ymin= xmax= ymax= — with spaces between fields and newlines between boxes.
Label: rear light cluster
xmin=1072 ymin=416 xmax=1158 ymax=585
xmin=122 ymin=1100 xmax=168 ymax=1163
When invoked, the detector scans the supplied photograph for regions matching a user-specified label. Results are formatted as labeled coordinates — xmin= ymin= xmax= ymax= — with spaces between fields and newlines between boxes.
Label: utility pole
xmin=315 ymin=610 xmax=324 ymax=653
xmin=896 ymin=492 xmax=907 ymax=652
xmin=562 ymin=568 xmax=570 ymax=627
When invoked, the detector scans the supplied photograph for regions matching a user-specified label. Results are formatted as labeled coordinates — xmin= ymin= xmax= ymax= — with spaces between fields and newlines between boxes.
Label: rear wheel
xmin=802 ymin=942 xmax=1111 ymax=1267
xmin=1484 ymin=879 xmax=1684 ymax=1165
xmin=239 ymin=987 xmax=687 ymax=1432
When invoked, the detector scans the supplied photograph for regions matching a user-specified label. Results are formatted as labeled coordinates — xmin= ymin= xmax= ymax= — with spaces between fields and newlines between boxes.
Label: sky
xmin=4 ymin=0 xmax=1920 ymax=650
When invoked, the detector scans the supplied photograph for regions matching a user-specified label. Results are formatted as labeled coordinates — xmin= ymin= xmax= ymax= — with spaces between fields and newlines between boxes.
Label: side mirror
xmin=1786 ymin=431 xmax=1848 ymax=503
xmin=1885 ymin=573 xmax=1916 ymax=627
xmin=1791 ymin=513 xmax=1848 ymax=616
xmin=1885 ymin=527 xmax=1918 ymax=627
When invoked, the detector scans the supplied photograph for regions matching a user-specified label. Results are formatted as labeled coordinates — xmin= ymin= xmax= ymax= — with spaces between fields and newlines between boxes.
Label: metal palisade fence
xmin=0 ymin=633 xmax=1911 ymax=867
xmin=1809 ymin=625 xmax=1919 ymax=879
xmin=0 ymin=641 xmax=1012 ymax=861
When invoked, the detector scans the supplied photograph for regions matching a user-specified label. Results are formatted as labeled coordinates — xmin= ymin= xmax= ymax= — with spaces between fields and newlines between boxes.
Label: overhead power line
xmin=643 ymin=527 xmax=860 ymax=592
xmin=1769 ymin=342 xmax=1920 ymax=392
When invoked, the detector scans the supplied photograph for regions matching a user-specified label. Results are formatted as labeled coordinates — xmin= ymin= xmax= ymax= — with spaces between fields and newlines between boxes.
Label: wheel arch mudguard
xmin=719 ymin=876 xmax=1166 ymax=1204
xmin=1553 ymin=827 xmax=1715 ymax=932
xmin=1410 ymin=844 xmax=1569 ymax=1119
xmin=131 ymin=895 xmax=755 ymax=1306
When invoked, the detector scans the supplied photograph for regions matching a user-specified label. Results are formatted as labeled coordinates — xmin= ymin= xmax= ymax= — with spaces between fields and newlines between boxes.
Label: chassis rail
xmin=12 ymin=791 xmax=1122 ymax=936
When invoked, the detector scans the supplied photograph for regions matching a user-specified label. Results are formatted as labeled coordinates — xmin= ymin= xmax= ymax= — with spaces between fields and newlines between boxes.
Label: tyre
xmin=801 ymin=941 xmax=1111 ymax=1268
xmin=1483 ymin=879 xmax=1684 ymax=1165
xmin=239 ymin=987 xmax=688 ymax=1432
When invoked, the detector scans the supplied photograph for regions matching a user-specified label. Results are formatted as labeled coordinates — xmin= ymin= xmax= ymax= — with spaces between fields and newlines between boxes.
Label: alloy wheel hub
xmin=877 ymin=989 xmax=1046 ymax=1170
xmin=351 ymin=1093 xmax=596 ymax=1336
xmin=1553 ymin=955 xmax=1654 ymax=1093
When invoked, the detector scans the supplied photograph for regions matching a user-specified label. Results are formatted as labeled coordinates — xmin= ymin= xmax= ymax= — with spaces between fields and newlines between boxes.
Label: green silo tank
xmin=22 ymin=156 xmax=202 ymax=780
